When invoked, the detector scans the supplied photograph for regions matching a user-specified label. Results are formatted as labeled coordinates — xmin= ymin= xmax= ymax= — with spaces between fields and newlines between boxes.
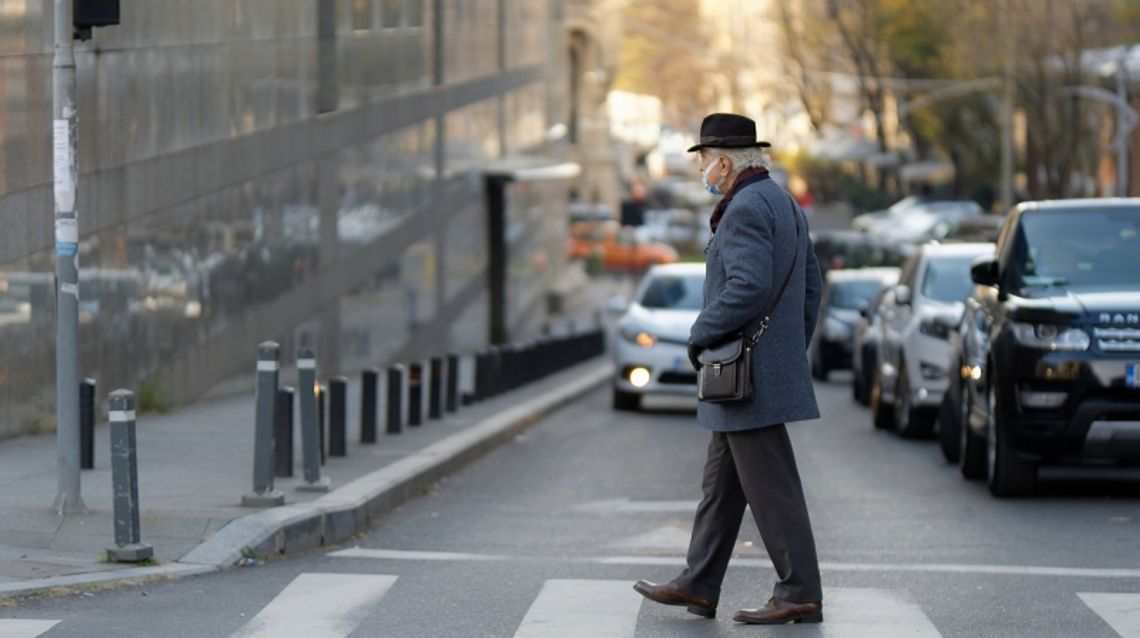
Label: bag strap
xmin=745 ymin=198 xmax=803 ymax=347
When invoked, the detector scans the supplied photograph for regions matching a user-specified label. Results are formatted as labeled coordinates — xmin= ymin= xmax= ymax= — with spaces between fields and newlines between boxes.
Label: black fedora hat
xmin=687 ymin=113 xmax=771 ymax=152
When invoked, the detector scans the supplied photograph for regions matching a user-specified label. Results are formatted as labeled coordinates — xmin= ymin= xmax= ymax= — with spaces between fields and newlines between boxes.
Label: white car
xmin=610 ymin=263 xmax=704 ymax=411
xmin=872 ymin=242 xmax=994 ymax=437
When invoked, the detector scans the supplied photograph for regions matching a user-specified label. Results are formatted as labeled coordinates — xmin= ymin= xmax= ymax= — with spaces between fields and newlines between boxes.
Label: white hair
xmin=717 ymin=147 xmax=771 ymax=172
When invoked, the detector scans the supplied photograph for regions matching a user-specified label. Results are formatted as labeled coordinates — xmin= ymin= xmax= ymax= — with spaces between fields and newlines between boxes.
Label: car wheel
xmin=895 ymin=361 xmax=934 ymax=438
xmin=959 ymin=382 xmax=986 ymax=479
xmin=937 ymin=377 xmax=961 ymax=464
xmin=855 ymin=348 xmax=874 ymax=405
xmin=871 ymin=368 xmax=895 ymax=430
xmin=985 ymin=379 xmax=1037 ymax=497
xmin=612 ymin=387 xmax=641 ymax=412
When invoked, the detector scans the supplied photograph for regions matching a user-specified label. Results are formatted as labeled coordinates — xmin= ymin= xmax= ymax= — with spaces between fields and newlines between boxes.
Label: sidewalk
xmin=0 ymin=351 xmax=613 ymax=599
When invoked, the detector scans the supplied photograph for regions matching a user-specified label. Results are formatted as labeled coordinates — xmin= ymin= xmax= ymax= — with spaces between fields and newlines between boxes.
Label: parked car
xmin=569 ymin=221 xmax=678 ymax=272
xmin=811 ymin=229 xmax=908 ymax=275
xmin=852 ymin=272 xmax=903 ymax=405
xmin=852 ymin=195 xmax=936 ymax=232
xmin=957 ymin=199 xmax=1140 ymax=496
xmin=943 ymin=214 xmax=1005 ymax=243
xmin=872 ymin=201 xmax=985 ymax=245
xmin=871 ymin=242 xmax=994 ymax=437
xmin=811 ymin=268 xmax=901 ymax=381
xmin=610 ymin=263 xmax=704 ymax=410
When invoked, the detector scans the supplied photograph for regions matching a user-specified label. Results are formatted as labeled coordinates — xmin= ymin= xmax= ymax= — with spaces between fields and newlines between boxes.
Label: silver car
xmin=610 ymin=263 xmax=704 ymax=411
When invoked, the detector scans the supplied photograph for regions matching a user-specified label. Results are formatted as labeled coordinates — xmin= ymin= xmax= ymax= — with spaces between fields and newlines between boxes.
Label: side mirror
xmin=970 ymin=257 xmax=999 ymax=287
xmin=606 ymin=294 xmax=630 ymax=315
xmin=894 ymin=285 xmax=912 ymax=306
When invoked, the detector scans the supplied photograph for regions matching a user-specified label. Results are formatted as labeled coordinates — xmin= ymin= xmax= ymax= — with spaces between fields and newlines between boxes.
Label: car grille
xmin=1093 ymin=327 xmax=1140 ymax=352
xmin=659 ymin=372 xmax=698 ymax=385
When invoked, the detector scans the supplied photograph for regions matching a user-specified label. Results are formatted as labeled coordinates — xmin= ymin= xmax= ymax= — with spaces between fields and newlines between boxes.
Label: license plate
xmin=1129 ymin=364 xmax=1139 ymax=389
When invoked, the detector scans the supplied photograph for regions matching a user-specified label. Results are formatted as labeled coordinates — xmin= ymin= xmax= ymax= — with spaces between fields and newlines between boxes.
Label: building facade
xmin=0 ymin=0 xmax=580 ymax=438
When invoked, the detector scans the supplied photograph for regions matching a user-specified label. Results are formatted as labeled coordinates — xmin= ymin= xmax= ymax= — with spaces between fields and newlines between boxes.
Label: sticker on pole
xmin=55 ymin=219 xmax=78 ymax=257
xmin=53 ymin=119 xmax=76 ymax=213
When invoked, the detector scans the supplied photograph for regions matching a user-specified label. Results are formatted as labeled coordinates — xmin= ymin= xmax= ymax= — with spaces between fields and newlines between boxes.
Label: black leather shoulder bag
xmin=697 ymin=211 xmax=802 ymax=404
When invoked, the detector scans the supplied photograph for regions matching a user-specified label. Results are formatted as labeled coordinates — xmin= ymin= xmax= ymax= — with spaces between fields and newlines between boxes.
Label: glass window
xmin=639 ymin=275 xmax=704 ymax=310
xmin=406 ymin=0 xmax=424 ymax=26
xmin=352 ymin=0 xmax=373 ymax=30
xmin=829 ymin=280 xmax=884 ymax=311
xmin=921 ymin=256 xmax=978 ymax=303
xmin=382 ymin=0 xmax=402 ymax=27
xmin=1012 ymin=208 xmax=1140 ymax=291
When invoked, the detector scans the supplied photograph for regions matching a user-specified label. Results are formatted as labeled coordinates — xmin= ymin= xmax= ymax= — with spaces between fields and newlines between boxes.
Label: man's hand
xmin=687 ymin=343 xmax=703 ymax=371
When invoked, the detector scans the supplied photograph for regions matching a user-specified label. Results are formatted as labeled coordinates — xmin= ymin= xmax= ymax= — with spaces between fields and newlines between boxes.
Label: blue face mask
xmin=702 ymin=157 xmax=724 ymax=195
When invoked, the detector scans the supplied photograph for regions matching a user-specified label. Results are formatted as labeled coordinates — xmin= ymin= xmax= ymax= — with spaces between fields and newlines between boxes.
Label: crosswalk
xmin=4 ymin=576 xmax=1139 ymax=636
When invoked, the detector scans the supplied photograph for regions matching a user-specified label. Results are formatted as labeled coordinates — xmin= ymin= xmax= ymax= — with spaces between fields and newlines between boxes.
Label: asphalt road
xmin=5 ymin=373 xmax=1140 ymax=637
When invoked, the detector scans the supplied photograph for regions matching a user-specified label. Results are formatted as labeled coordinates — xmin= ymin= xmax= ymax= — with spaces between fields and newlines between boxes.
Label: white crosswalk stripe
xmin=231 ymin=573 xmax=397 ymax=638
xmin=1080 ymin=593 xmax=1140 ymax=638
xmin=815 ymin=588 xmax=941 ymax=637
xmin=0 ymin=620 xmax=60 ymax=638
xmin=513 ymin=579 xmax=643 ymax=638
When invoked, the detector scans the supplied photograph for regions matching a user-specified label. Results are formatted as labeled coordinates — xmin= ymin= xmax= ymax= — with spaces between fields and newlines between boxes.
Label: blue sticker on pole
xmin=55 ymin=219 xmax=78 ymax=256
xmin=1127 ymin=363 xmax=1138 ymax=389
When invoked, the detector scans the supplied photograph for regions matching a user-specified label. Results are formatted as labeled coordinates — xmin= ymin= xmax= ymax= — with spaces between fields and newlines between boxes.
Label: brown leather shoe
xmin=734 ymin=598 xmax=823 ymax=625
xmin=632 ymin=580 xmax=717 ymax=618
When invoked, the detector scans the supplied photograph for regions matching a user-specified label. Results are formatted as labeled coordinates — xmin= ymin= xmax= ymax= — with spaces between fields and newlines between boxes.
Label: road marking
xmin=513 ymin=579 xmax=642 ymax=638
xmin=1080 ymin=593 xmax=1140 ymax=637
xmin=573 ymin=498 xmax=699 ymax=514
xmin=330 ymin=547 xmax=1140 ymax=579
xmin=816 ymin=588 xmax=941 ymax=637
xmin=232 ymin=573 xmax=397 ymax=638
xmin=0 ymin=620 xmax=60 ymax=638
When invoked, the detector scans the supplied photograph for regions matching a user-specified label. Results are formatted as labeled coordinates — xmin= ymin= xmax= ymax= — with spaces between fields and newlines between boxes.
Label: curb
xmin=180 ymin=360 xmax=613 ymax=567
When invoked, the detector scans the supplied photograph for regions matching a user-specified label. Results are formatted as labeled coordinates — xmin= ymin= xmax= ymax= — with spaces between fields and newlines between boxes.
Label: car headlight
xmin=1010 ymin=322 xmax=1090 ymax=351
xmin=823 ymin=317 xmax=853 ymax=341
xmin=919 ymin=318 xmax=953 ymax=340
xmin=619 ymin=325 xmax=657 ymax=348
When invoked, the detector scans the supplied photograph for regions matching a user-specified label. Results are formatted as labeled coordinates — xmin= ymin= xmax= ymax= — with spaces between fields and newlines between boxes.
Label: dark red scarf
xmin=709 ymin=167 xmax=770 ymax=232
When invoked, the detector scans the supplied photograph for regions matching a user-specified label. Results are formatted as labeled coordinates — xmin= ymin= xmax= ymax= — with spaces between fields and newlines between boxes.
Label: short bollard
xmin=361 ymin=367 xmax=379 ymax=444
xmin=80 ymin=378 xmax=96 ymax=470
xmin=408 ymin=363 xmax=423 ymax=427
xmin=386 ymin=365 xmax=404 ymax=434
xmin=317 ymin=384 xmax=327 ymax=465
xmin=446 ymin=354 xmax=459 ymax=413
xmin=297 ymin=348 xmax=330 ymax=492
xmin=274 ymin=386 xmax=295 ymax=478
xmin=428 ymin=357 xmax=444 ymax=420
xmin=243 ymin=342 xmax=285 ymax=507
xmin=329 ymin=376 xmax=348 ymax=457
xmin=106 ymin=390 xmax=153 ymax=562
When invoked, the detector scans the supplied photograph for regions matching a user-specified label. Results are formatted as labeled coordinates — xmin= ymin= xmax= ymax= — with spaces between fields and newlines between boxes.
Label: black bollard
xmin=243 ymin=342 xmax=285 ymax=507
xmin=408 ymin=363 xmax=423 ymax=426
xmin=329 ymin=377 xmax=347 ymax=457
xmin=274 ymin=386 xmax=295 ymax=478
xmin=446 ymin=354 xmax=459 ymax=413
xmin=428 ymin=357 xmax=444 ymax=420
xmin=296 ymin=348 xmax=329 ymax=492
xmin=80 ymin=378 xmax=96 ymax=470
xmin=386 ymin=365 xmax=404 ymax=434
xmin=106 ymin=390 xmax=153 ymax=562
xmin=361 ymin=367 xmax=379 ymax=444
xmin=317 ymin=384 xmax=327 ymax=465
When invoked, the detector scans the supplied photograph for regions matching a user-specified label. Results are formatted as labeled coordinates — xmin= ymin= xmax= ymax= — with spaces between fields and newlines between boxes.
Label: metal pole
xmin=445 ymin=354 xmax=459 ymax=413
xmin=52 ymin=0 xmax=85 ymax=516
xmin=297 ymin=348 xmax=330 ymax=492
xmin=1118 ymin=46 xmax=1133 ymax=197
xmin=408 ymin=363 xmax=423 ymax=426
xmin=386 ymin=365 xmax=404 ymax=435
xmin=274 ymin=386 xmax=295 ymax=478
xmin=428 ymin=357 xmax=443 ymax=420
xmin=80 ymin=378 xmax=96 ymax=470
xmin=328 ymin=376 xmax=347 ymax=457
xmin=106 ymin=390 xmax=153 ymax=562
xmin=999 ymin=0 xmax=1014 ymax=213
xmin=361 ymin=367 xmax=379 ymax=443
xmin=243 ymin=342 xmax=285 ymax=507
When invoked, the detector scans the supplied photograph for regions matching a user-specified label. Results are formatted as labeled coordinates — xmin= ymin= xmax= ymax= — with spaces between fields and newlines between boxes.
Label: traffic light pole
xmin=52 ymin=0 xmax=85 ymax=515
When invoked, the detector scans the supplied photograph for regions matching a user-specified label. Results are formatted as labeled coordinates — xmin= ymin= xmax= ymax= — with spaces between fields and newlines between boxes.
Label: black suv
xmin=964 ymin=199 xmax=1140 ymax=496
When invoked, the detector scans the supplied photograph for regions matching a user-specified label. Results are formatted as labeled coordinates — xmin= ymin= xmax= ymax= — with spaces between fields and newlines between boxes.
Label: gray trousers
xmin=675 ymin=424 xmax=822 ymax=604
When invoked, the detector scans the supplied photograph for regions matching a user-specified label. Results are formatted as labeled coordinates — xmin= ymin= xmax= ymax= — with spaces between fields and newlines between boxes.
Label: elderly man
xmin=634 ymin=113 xmax=824 ymax=625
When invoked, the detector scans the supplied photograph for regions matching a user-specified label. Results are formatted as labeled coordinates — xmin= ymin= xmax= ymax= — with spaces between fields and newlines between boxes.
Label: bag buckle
xmin=713 ymin=363 xmax=722 ymax=376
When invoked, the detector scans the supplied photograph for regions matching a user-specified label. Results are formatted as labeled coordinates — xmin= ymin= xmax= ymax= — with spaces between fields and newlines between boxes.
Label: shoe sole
xmin=734 ymin=613 xmax=824 ymax=625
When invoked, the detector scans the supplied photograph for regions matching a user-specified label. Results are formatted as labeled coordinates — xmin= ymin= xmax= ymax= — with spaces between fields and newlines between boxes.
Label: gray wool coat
xmin=689 ymin=177 xmax=822 ymax=431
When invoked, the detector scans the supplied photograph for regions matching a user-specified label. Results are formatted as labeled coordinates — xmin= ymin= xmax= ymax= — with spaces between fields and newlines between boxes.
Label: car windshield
xmin=829 ymin=280 xmax=884 ymax=310
xmin=639 ymin=274 xmax=703 ymax=310
xmin=1012 ymin=208 xmax=1140 ymax=290
xmin=922 ymin=255 xmax=979 ymax=303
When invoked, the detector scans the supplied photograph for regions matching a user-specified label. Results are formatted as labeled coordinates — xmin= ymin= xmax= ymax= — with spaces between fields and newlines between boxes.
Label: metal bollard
xmin=106 ymin=390 xmax=153 ymax=562
xmin=317 ymin=384 xmax=327 ymax=465
xmin=408 ymin=363 xmax=423 ymax=426
xmin=329 ymin=376 xmax=347 ymax=457
xmin=386 ymin=365 xmax=404 ymax=434
xmin=243 ymin=342 xmax=285 ymax=507
xmin=361 ymin=367 xmax=379 ymax=444
xmin=80 ymin=378 xmax=96 ymax=470
xmin=296 ymin=348 xmax=330 ymax=492
xmin=446 ymin=354 xmax=459 ymax=413
xmin=428 ymin=357 xmax=444 ymax=420
xmin=274 ymin=386 xmax=295 ymax=478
